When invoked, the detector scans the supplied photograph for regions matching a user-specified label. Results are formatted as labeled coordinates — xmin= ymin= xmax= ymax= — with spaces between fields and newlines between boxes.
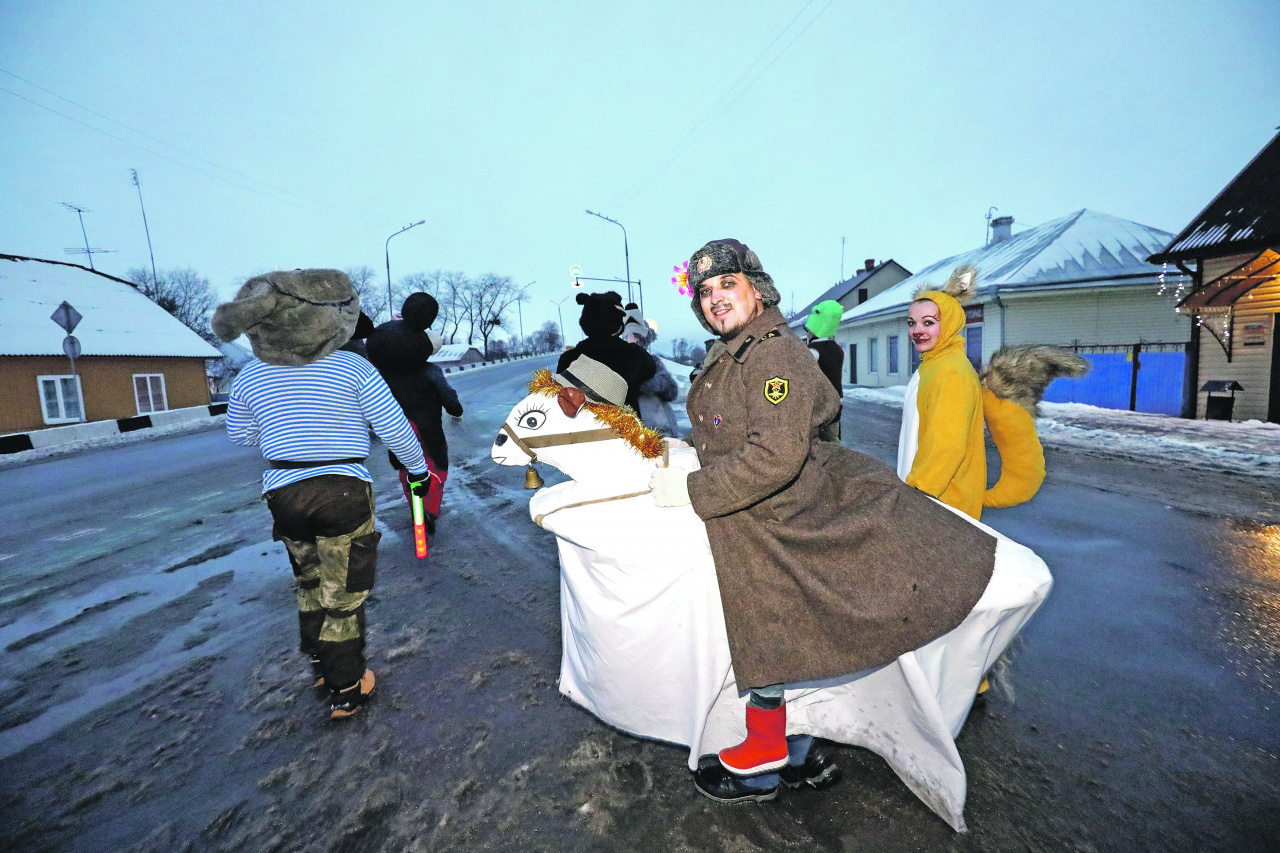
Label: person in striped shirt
xmin=214 ymin=269 xmax=431 ymax=720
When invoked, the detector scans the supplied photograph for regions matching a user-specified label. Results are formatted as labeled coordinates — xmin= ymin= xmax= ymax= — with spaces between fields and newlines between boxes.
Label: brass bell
xmin=523 ymin=464 xmax=545 ymax=490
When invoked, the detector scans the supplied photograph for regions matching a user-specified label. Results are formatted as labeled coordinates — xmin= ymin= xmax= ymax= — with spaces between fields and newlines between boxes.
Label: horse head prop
xmin=492 ymin=369 xmax=665 ymax=490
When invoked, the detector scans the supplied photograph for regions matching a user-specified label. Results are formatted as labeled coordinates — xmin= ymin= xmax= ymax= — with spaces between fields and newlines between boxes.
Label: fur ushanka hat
xmin=212 ymin=269 xmax=359 ymax=366
xmin=686 ymin=239 xmax=780 ymax=333
xmin=576 ymin=291 xmax=626 ymax=338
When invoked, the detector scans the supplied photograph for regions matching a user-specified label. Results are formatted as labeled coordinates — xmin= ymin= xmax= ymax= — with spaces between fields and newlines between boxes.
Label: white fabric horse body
xmin=492 ymin=386 xmax=1052 ymax=831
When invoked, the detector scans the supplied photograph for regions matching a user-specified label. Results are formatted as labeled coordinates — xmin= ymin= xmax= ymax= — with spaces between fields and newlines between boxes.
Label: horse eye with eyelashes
xmin=517 ymin=408 xmax=547 ymax=430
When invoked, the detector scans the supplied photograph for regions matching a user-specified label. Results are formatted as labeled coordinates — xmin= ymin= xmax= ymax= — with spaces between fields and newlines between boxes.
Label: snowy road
xmin=1 ymin=356 xmax=1277 ymax=851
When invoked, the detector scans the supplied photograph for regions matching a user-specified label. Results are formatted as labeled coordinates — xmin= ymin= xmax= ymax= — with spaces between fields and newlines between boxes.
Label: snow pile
xmin=847 ymin=384 xmax=1280 ymax=478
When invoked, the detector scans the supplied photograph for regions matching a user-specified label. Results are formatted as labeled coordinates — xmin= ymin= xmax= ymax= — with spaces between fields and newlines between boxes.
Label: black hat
xmin=401 ymin=292 xmax=439 ymax=331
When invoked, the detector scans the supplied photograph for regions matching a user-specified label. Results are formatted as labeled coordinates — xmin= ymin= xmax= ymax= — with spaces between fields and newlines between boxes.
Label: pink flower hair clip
xmin=672 ymin=261 xmax=690 ymax=296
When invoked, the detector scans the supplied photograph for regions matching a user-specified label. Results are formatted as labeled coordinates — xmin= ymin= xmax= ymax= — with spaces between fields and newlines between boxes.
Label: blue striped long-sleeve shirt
xmin=227 ymin=349 xmax=427 ymax=493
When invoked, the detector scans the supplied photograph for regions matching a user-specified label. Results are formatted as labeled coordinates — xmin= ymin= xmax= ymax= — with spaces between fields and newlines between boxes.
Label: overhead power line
xmin=604 ymin=0 xmax=838 ymax=213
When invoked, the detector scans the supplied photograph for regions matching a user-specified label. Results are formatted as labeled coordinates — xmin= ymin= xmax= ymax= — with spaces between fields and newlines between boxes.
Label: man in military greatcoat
xmin=649 ymin=239 xmax=998 ymax=803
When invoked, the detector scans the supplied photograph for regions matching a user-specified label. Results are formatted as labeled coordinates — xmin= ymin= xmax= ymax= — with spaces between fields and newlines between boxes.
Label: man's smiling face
xmin=699 ymin=272 xmax=764 ymax=337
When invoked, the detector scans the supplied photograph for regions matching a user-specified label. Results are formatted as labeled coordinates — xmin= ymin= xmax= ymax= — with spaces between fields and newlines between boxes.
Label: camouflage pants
xmin=265 ymin=475 xmax=381 ymax=691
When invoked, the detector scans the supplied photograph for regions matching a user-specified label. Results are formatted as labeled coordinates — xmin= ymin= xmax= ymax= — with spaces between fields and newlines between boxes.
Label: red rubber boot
xmin=719 ymin=703 xmax=789 ymax=774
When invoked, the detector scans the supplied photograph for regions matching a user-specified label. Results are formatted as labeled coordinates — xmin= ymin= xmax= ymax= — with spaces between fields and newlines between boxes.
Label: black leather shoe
xmin=692 ymin=762 xmax=778 ymax=804
xmin=777 ymin=743 xmax=842 ymax=790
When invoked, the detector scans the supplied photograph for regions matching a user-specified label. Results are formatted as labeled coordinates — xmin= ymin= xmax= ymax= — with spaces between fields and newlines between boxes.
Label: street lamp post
xmin=551 ymin=294 xmax=573 ymax=349
xmin=385 ymin=220 xmax=425 ymax=320
xmin=585 ymin=210 xmax=640 ymax=315
xmin=518 ymin=281 xmax=535 ymax=354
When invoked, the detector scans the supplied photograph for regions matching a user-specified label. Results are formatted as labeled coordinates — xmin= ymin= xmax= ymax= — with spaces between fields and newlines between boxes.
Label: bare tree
xmin=671 ymin=337 xmax=692 ymax=361
xmin=530 ymin=320 xmax=562 ymax=353
xmin=488 ymin=338 xmax=509 ymax=359
xmin=126 ymin=266 xmax=218 ymax=343
xmin=434 ymin=271 xmax=470 ymax=344
xmin=466 ymin=273 xmax=530 ymax=358
xmin=689 ymin=344 xmax=707 ymax=365
xmin=343 ymin=265 xmax=387 ymax=322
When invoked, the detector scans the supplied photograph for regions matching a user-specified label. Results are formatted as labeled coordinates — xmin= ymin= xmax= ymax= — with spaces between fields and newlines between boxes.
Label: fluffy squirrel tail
xmin=981 ymin=346 xmax=1089 ymax=508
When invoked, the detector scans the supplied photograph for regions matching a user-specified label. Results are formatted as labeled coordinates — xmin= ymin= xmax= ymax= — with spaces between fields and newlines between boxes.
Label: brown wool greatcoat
xmin=686 ymin=306 xmax=997 ymax=689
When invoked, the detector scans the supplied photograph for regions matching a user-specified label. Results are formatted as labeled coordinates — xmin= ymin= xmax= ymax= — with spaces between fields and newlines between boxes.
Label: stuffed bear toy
xmin=557 ymin=291 xmax=656 ymax=412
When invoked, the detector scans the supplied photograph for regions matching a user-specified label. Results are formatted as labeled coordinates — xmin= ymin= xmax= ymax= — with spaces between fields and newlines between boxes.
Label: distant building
xmin=0 ymin=255 xmax=221 ymax=434
xmin=788 ymin=259 xmax=913 ymax=332
xmin=834 ymin=210 xmax=1193 ymax=415
xmin=429 ymin=343 xmax=484 ymax=369
xmin=1149 ymin=129 xmax=1280 ymax=422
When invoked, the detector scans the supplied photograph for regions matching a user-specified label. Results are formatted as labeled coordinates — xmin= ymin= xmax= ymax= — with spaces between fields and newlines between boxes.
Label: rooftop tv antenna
xmin=60 ymin=203 xmax=115 ymax=270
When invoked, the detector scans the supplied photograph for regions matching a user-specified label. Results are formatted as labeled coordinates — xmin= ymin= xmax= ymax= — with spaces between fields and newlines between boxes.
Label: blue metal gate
xmin=1043 ymin=344 xmax=1186 ymax=416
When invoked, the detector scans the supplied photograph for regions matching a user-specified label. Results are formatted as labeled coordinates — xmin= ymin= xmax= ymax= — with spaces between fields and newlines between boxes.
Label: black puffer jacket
xmin=365 ymin=320 xmax=462 ymax=471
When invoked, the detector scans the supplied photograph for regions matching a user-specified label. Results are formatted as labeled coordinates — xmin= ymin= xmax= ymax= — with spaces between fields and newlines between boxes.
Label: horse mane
xmin=528 ymin=369 xmax=666 ymax=459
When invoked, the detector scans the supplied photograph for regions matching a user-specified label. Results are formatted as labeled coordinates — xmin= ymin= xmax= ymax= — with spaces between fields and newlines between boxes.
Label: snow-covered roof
xmin=840 ymin=210 xmax=1179 ymax=325
xmin=0 ymin=255 xmax=221 ymax=358
xmin=428 ymin=343 xmax=482 ymax=363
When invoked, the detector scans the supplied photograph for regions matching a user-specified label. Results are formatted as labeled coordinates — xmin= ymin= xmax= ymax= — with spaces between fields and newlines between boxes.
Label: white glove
xmin=450 ymin=415 xmax=463 ymax=425
xmin=426 ymin=329 xmax=444 ymax=354
xmin=649 ymin=467 xmax=691 ymax=507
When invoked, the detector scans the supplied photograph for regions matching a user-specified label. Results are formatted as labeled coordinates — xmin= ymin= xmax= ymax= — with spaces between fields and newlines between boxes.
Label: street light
xmin=585 ymin=209 xmax=641 ymax=316
xmin=517 ymin=281 xmax=534 ymax=353
xmin=385 ymin=220 xmax=425 ymax=320
xmin=551 ymin=294 xmax=573 ymax=348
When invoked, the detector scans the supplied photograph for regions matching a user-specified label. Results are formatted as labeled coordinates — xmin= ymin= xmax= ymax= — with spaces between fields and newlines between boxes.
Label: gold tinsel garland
xmin=527 ymin=369 xmax=665 ymax=459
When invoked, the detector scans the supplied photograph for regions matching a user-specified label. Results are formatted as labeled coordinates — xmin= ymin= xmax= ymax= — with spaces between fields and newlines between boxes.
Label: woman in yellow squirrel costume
xmin=899 ymin=266 xmax=1087 ymax=521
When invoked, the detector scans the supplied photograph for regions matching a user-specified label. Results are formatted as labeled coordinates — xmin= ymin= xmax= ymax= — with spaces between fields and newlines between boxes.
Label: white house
xmin=834 ymin=210 xmax=1194 ymax=415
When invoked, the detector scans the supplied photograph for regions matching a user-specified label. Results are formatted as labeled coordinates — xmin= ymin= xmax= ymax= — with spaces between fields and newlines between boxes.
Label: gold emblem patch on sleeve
xmin=764 ymin=377 xmax=789 ymax=405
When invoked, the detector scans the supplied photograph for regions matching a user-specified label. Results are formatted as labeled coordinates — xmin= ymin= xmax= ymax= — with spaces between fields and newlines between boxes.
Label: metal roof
xmin=840 ymin=209 xmax=1178 ymax=325
xmin=791 ymin=259 xmax=910 ymax=320
xmin=0 ymin=254 xmax=222 ymax=358
xmin=1149 ymin=130 xmax=1280 ymax=263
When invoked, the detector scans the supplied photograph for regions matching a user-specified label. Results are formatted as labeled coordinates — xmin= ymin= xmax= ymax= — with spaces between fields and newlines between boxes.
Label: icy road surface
xmin=0 ymin=356 xmax=1276 ymax=851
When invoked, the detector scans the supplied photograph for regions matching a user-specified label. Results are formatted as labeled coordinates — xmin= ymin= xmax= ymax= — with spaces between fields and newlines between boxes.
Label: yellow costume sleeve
xmin=906 ymin=363 xmax=979 ymax=499
xmin=982 ymin=388 xmax=1045 ymax=507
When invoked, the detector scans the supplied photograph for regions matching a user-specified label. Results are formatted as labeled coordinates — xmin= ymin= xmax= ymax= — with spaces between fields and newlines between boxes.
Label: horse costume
xmin=491 ymin=368 xmax=1052 ymax=830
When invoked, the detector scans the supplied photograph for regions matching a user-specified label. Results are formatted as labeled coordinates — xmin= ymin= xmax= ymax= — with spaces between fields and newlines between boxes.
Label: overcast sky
xmin=2 ymin=1 xmax=1277 ymax=351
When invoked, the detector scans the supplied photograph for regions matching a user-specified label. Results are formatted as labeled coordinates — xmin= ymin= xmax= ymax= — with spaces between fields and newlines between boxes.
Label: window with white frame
xmin=887 ymin=335 xmax=900 ymax=374
xmin=868 ymin=337 xmax=879 ymax=372
xmin=133 ymin=374 xmax=168 ymax=414
xmin=38 ymin=375 xmax=84 ymax=424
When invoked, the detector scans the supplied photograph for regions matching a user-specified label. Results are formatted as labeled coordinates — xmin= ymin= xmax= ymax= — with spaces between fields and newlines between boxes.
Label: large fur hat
xmin=576 ymin=290 xmax=626 ymax=338
xmin=687 ymin=239 xmax=780 ymax=333
xmin=212 ymin=269 xmax=359 ymax=366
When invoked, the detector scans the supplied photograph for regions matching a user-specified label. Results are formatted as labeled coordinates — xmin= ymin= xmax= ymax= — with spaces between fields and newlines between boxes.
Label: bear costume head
xmin=576 ymin=291 xmax=626 ymax=338
xmin=211 ymin=269 xmax=359 ymax=366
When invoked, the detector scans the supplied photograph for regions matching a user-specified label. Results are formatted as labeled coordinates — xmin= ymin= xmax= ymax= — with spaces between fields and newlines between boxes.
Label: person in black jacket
xmin=365 ymin=293 xmax=462 ymax=531
xmin=557 ymin=291 xmax=656 ymax=411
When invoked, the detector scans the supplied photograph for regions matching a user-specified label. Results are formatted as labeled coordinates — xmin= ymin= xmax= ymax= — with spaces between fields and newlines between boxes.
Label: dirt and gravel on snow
xmin=1 ymin=358 xmax=1277 ymax=851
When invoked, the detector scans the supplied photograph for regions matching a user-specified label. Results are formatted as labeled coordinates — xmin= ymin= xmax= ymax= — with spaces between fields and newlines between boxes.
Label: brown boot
xmin=329 ymin=669 xmax=376 ymax=719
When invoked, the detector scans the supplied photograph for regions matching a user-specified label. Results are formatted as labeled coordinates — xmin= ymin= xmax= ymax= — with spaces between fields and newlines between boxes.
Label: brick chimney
xmin=863 ymin=258 xmax=875 ymax=272
xmin=989 ymin=216 xmax=1013 ymax=244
